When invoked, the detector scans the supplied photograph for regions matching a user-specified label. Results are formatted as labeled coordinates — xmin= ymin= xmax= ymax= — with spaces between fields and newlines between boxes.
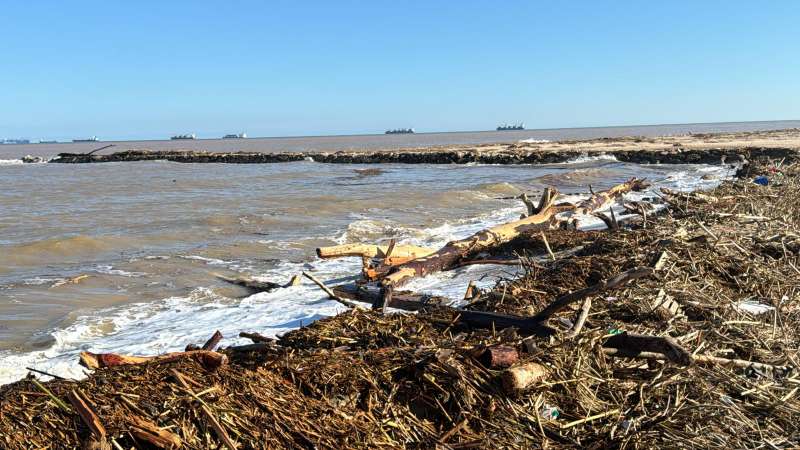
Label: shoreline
xmin=50 ymin=128 xmax=800 ymax=165
xmin=2 ymin=153 xmax=798 ymax=447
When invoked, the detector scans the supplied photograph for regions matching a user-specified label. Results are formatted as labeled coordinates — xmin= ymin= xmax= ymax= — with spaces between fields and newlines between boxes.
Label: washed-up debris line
xmin=1 ymin=158 xmax=800 ymax=449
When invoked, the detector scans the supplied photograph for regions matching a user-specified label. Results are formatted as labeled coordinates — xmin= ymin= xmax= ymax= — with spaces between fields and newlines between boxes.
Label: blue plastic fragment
xmin=753 ymin=176 xmax=769 ymax=186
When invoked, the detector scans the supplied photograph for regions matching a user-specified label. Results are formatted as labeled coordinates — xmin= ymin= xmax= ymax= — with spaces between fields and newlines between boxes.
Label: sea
xmin=0 ymin=120 xmax=795 ymax=385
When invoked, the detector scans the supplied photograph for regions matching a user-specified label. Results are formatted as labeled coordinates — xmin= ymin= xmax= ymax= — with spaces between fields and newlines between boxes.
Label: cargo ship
xmin=72 ymin=136 xmax=99 ymax=142
xmin=385 ymin=128 xmax=415 ymax=134
xmin=496 ymin=123 xmax=525 ymax=131
xmin=223 ymin=133 xmax=247 ymax=139
xmin=171 ymin=134 xmax=196 ymax=140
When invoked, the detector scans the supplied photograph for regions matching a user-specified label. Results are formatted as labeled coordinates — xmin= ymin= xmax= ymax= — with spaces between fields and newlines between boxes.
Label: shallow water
xmin=0 ymin=157 xmax=734 ymax=384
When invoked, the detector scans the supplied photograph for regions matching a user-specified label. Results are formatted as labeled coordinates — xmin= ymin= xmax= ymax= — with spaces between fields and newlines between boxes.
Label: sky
xmin=1 ymin=1 xmax=798 ymax=140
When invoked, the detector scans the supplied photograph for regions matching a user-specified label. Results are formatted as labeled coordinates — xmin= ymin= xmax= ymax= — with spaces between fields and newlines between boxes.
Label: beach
xmin=0 ymin=136 xmax=798 ymax=448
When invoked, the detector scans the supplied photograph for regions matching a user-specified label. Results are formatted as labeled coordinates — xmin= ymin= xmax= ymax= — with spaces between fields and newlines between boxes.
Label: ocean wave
xmin=563 ymin=154 xmax=619 ymax=164
xmin=517 ymin=138 xmax=551 ymax=144
xmin=0 ymin=159 xmax=23 ymax=166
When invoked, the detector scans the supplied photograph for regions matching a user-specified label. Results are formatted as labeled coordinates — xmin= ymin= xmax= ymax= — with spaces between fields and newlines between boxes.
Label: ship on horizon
xmin=72 ymin=136 xmax=99 ymax=142
xmin=0 ymin=138 xmax=30 ymax=144
xmin=222 ymin=133 xmax=247 ymax=139
xmin=171 ymin=134 xmax=196 ymax=140
xmin=385 ymin=128 xmax=415 ymax=134
xmin=496 ymin=123 xmax=525 ymax=131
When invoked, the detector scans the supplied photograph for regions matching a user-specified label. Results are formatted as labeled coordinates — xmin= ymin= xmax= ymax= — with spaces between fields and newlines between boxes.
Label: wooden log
xmin=502 ymin=362 xmax=548 ymax=392
xmin=382 ymin=180 xmax=646 ymax=288
xmin=478 ymin=345 xmax=519 ymax=369
xmin=79 ymin=350 xmax=227 ymax=371
xmin=67 ymin=389 xmax=106 ymax=440
xmin=316 ymin=243 xmax=435 ymax=260
xmin=128 ymin=415 xmax=182 ymax=449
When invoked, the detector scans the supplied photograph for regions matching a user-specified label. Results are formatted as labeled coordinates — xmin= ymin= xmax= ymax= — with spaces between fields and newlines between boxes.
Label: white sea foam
xmin=563 ymin=154 xmax=619 ymax=164
xmin=0 ymin=159 xmax=23 ymax=166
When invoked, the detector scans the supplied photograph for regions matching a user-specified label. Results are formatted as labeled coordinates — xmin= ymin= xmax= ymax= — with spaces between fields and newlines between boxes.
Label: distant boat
xmin=0 ymin=138 xmax=30 ymax=144
xmin=38 ymin=140 xmax=58 ymax=144
xmin=385 ymin=128 xmax=415 ymax=134
xmin=171 ymin=134 xmax=196 ymax=140
xmin=223 ymin=133 xmax=247 ymax=139
xmin=497 ymin=123 xmax=525 ymax=131
xmin=73 ymin=136 xmax=99 ymax=142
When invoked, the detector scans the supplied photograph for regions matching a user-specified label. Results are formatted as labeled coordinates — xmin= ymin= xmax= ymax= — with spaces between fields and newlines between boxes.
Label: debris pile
xmin=1 ymin=158 xmax=799 ymax=448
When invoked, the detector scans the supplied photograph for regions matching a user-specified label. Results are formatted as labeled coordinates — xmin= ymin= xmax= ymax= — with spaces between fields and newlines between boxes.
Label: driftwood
xmin=216 ymin=274 xmax=282 ymax=293
xmin=502 ymin=362 xmax=549 ymax=392
xmin=317 ymin=243 xmax=435 ymax=260
xmin=127 ymin=415 xmax=182 ymax=449
xmin=477 ymin=345 xmax=519 ymax=369
xmin=67 ymin=390 xmax=106 ymax=440
xmin=381 ymin=180 xmax=646 ymax=289
xmin=302 ymin=271 xmax=361 ymax=308
xmin=186 ymin=330 xmax=224 ymax=352
xmin=530 ymin=267 xmax=653 ymax=323
xmin=239 ymin=331 xmax=274 ymax=343
xmin=602 ymin=332 xmax=693 ymax=365
xmin=333 ymin=283 xmax=445 ymax=311
xmin=79 ymin=350 xmax=227 ymax=371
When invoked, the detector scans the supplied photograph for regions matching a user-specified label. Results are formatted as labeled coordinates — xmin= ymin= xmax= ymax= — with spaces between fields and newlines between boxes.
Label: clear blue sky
xmin=1 ymin=1 xmax=798 ymax=140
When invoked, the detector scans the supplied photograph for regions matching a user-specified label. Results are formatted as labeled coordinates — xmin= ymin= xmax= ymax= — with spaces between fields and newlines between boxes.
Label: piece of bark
xmin=67 ymin=389 xmax=106 ymax=439
xmin=128 ymin=415 xmax=182 ymax=449
xmin=502 ymin=362 xmax=548 ymax=392
xmin=478 ymin=345 xmax=519 ymax=369
xmin=79 ymin=350 xmax=227 ymax=371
